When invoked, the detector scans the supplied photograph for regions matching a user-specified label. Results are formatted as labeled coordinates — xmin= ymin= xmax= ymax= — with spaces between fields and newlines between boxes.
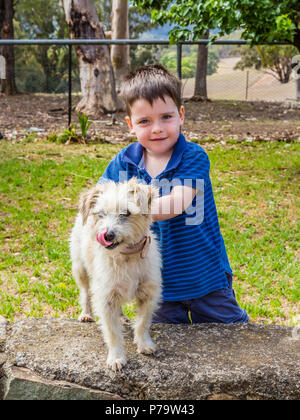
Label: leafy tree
xmin=133 ymin=0 xmax=300 ymax=99
xmin=232 ymin=44 xmax=298 ymax=83
xmin=15 ymin=0 xmax=69 ymax=93
xmin=130 ymin=44 xmax=161 ymax=68
xmin=160 ymin=46 xmax=219 ymax=78
xmin=133 ymin=0 xmax=300 ymax=50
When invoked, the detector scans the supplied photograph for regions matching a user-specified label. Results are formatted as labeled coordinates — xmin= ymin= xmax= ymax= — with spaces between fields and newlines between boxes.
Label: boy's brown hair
xmin=121 ymin=64 xmax=182 ymax=116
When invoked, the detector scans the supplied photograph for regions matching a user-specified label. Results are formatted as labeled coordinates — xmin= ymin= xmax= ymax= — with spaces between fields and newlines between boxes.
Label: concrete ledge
xmin=4 ymin=367 xmax=123 ymax=400
xmin=1 ymin=318 xmax=300 ymax=400
xmin=0 ymin=316 xmax=9 ymax=399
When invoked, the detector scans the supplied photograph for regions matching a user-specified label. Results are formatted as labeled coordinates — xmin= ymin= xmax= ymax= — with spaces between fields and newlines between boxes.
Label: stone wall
xmin=1 ymin=316 xmax=299 ymax=400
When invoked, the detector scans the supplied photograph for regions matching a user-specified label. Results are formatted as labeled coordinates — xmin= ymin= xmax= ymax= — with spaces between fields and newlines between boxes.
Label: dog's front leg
xmin=98 ymin=295 xmax=127 ymax=372
xmin=134 ymin=280 xmax=160 ymax=355
xmin=72 ymin=264 xmax=94 ymax=323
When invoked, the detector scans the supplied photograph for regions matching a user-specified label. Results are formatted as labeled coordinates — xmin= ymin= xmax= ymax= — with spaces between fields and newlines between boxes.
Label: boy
xmin=98 ymin=64 xmax=248 ymax=324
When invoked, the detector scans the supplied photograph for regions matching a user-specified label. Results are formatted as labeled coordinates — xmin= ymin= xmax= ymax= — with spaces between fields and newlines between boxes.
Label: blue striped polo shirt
xmin=97 ymin=133 xmax=232 ymax=302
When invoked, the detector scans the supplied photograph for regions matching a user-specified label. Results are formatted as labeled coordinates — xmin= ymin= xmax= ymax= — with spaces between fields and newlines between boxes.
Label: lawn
xmin=0 ymin=138 xmax=299 ymax=325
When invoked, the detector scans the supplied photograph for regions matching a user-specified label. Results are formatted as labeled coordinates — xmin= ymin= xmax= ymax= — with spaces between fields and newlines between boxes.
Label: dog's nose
xmin=104 ymin=230 xmax=115 ymax=242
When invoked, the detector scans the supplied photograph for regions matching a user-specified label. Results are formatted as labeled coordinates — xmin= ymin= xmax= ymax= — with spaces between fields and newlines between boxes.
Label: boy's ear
xmin=179 ymin=106 xmax=185 ymax=125
xmin=125 ymin=116 xmax=136 ymax=135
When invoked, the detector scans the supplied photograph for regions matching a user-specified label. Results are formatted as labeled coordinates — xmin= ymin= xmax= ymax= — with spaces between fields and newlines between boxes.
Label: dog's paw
xmin=136 ymin=339 xmax=156 ymax=355
xmin=106 ymin=354 xmax=127 ymax=372
xmin=78 ymin=313 xmax=95 ymax=323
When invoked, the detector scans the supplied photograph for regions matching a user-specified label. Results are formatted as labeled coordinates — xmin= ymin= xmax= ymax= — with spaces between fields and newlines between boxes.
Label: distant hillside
xmin=138 ymin=23 xmax=173 ymax=40
xmin=139 ymin=25 xmax=242 ymax=41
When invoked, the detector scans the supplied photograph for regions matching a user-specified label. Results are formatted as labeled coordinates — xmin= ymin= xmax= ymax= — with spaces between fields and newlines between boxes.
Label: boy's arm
xmin=151 ymin=186 xmax=197 ymax=222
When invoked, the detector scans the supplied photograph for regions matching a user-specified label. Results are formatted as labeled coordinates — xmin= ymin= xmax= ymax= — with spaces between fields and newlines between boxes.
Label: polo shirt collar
xmin=123 ymin=141 xmax=144 ymax=167
xmin=123 ymin=133 xmax=187 ymax=173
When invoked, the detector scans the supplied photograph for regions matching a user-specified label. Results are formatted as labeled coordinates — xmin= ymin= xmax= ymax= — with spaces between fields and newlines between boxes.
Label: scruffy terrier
xmin=70 ymin=178 xmax=162 ymax=371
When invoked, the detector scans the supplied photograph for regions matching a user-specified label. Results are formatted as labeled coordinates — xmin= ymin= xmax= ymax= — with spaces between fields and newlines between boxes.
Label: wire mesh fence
xmin=0 ymin=39 xmax=298 ymax=131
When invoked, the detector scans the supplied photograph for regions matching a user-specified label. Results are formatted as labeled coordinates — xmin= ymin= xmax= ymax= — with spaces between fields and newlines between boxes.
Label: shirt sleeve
xmin=171 ymin=146 xmax=210 ymax=225
xmin=173 ymin=146 xmax=210 ymax=192
xmin=97 ymin=152 xmax=127 ymax=184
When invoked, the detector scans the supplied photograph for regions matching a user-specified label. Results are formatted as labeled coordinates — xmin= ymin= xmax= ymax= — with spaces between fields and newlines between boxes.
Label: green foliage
xmin=51 ymin=113 xmax=93 ymax=144
xmin=77 ymin=112 xmax=93 ymax=139
xmin=160 ymin=45 xmax=219 ymax=78
xmin=47 ymin=132 xmax=58 ymax=143
xmin=232 ymin=44 xmax=298 ymax=82
xmin=14 ymin=0 xmax=73 ymax=93
xmin=133 ymin=0 xmax=300 ymax=49
xmin=231 ymin=46 xmax=262 ymax=70
xmin=130 ymin=45 xmax=161 ymax=69
xmin=57 ymin=125 xmax=80 ymax=144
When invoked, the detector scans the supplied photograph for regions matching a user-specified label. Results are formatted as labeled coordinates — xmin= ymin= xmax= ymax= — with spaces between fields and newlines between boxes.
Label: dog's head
xmin=79 ymin=178 xmax=158 ymax=251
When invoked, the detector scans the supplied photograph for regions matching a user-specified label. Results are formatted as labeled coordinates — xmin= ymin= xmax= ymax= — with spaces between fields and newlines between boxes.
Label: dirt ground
xmin=0 ymin=93 xmax=299 ymax=143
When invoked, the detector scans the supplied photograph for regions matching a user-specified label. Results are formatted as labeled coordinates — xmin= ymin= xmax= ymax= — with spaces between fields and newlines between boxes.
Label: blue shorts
xmin=152 ymin=274 xmax=249 ymax=324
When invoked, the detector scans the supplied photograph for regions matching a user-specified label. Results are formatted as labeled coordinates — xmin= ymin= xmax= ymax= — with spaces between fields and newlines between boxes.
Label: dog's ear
xmin=79 ymin=186 xmax=102 ymax=224
xmin=148 ymin=184 xmax=159 ymax=206
xmin=127 ymin=178 xmax=159 ymax=214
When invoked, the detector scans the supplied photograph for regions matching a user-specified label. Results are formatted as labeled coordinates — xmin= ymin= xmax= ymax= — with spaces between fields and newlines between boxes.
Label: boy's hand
xmin=151 ymin=186 xmax=197 ymax=222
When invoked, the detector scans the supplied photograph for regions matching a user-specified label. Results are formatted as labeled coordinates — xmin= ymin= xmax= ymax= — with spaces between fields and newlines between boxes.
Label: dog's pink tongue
xmin=96 ymin=230 xmax=113 ymax=247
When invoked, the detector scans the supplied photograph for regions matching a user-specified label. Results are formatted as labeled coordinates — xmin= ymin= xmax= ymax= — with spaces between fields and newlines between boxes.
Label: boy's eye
xmin=162 ymin=115 xmax=172 ymax=120
xmin=138 ymin=119 xmax=149 ymax=125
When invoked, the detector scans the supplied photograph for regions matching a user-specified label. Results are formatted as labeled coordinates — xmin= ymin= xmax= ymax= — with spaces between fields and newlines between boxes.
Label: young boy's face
xmin=125 ymin=95 xmax=184 ymax=157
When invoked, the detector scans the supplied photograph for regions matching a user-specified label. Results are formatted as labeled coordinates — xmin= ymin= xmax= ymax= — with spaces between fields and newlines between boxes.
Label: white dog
xmin=70 ymin=178 xmax=162 ymax=371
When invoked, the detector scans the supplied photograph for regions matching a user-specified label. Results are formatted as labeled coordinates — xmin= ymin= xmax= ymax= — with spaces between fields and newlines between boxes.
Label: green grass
xmin=0 ymin=139 xmax=299 ymax=325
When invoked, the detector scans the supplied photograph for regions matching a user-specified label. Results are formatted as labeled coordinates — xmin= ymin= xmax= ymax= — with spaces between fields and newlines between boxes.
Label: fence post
xmin=68 ymin=44 xmax=72 ymax=127
xmin=0 ymin=55 xmax=6 ymax=80
xmin=245 ymin=70 xmax=249 ymax=101
xmin=177 ymin=43 xmax=182 ymax=80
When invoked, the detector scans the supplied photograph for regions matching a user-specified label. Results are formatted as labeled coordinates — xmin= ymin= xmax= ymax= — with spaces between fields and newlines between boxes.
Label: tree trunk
xmin=292 ymin=30 xmax=300 ymax=101
xmin=0 ymin=0 xmax=17 ymax=95
xmin=193 ymin=31 xmax=209 ymax=101
xmin=293 ymin=30 xmax=300 ymax=52
xmin=63 ymin=0 xmax=119 ymax=116
xmin=296 ymin=78 xmax=300 ymax=101
xmin=111 ymin=0 xmax=130 ymax=94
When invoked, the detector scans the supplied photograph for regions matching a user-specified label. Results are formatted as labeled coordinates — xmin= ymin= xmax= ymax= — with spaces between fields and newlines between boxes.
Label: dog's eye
xmin=95 ymin=211 xmax=105 ymax=218
xmin=119 ymin=210 xmax=131 ymax=220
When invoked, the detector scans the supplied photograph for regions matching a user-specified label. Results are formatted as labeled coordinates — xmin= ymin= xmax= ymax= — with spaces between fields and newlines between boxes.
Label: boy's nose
xmin=152 ymin=122 xmax=163 ymax=134
xmin=152 ymin=128 xmax=163 ymax=135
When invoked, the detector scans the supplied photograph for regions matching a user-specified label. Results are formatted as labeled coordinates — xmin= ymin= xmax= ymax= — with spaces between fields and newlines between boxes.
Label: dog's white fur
xmin=70 ymin=178 xmax=162 ymax=371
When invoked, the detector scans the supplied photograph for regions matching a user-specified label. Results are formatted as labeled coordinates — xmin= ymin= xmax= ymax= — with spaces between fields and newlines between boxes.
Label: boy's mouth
xmin=150 ymin=137 xmax=168 ymax=141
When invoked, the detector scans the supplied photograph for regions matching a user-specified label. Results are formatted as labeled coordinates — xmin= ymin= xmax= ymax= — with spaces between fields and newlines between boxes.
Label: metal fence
xmin=0 ymin=38 xmax=296 ymax=128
